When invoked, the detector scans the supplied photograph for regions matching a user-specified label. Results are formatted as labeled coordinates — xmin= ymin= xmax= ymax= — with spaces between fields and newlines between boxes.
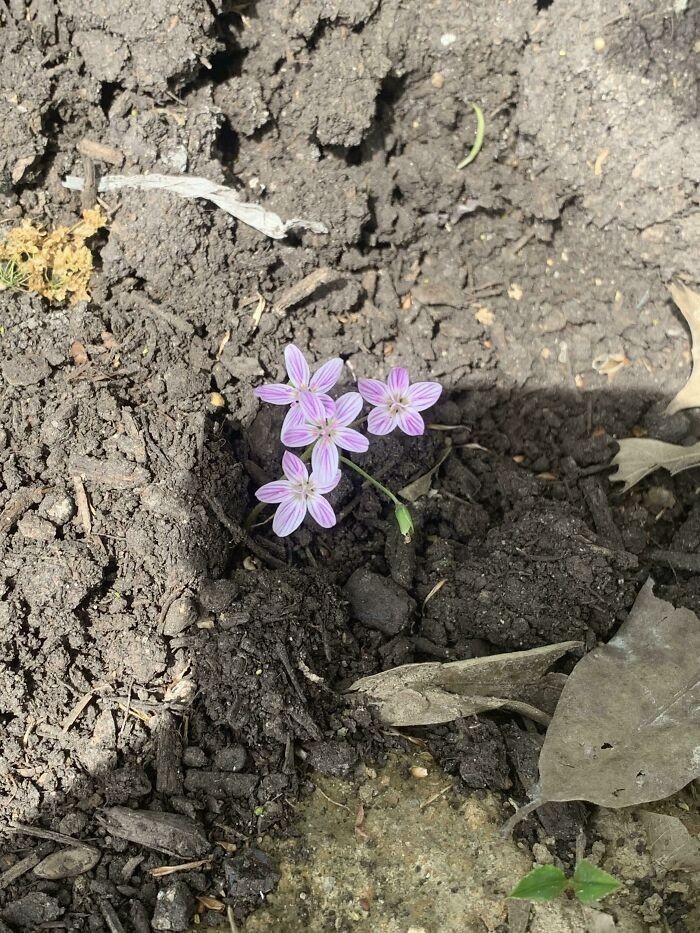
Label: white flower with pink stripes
xmin=255 ymin=451 xmax=341 ymax=537
xmin=282 ymin=392 xmax=369 ymax=485
xmin=358 ymin=367 xmax=442 ymax=436
xmin=254 ymin=344 xmax=342 ymax=409
xmin=251 ymin=344 xmax=442 ymax=539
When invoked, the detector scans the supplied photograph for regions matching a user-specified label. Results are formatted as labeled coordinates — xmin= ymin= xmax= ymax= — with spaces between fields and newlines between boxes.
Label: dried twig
xmin=9 ymin=822 xmax=96 ymax=850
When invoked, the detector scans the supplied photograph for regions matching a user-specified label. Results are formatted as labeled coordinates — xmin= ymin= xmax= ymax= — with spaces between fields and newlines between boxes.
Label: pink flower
xmin=358 ymin=368 xmax=442 ymax=436
xmin=254 ymin=344 xmax=343 ymax=409
xmin=255 ymin=451 xmax=340 ymax=537
xmin=281 ymin=392 xmax=369 ymax=484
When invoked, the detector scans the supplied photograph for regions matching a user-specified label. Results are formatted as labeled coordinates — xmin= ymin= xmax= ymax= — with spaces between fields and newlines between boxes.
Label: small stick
xmin=72 ymin=475 xmax=92 ymax=535
xmin=62 ymin=691 xmax=96 ymax=733
xmin=81 ymin=153 xmax=97 ymax=210
xmin=9 ymin=822 xmax=97 ymax=850
xmin=100 ymin=900 xmax=126 ymax=933
xmin=420 ymin=782 xmax=452 ymax=810
xmin=315 ymin=787 xmax=351 ymax=812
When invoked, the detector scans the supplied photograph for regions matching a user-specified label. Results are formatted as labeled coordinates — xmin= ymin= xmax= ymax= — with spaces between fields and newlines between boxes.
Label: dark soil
xmin=1 ymin=0 xmax=698 ymax=929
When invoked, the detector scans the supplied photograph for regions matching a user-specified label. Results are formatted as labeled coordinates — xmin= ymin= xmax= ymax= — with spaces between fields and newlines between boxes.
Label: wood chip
xmin=274 ymin=267 xmax=344 ymax=314
xmin=62 ymin=691 xmax=96 ymax=733
xmin=69 ymin=454 xmax=151 ymax=489
xmin=0 ymin=486 xmax=47 ymax=535
xmin=77 ymin=138 xmax=125 ymax=166
xmin=72 ymin=474 xmax=92 ymax=535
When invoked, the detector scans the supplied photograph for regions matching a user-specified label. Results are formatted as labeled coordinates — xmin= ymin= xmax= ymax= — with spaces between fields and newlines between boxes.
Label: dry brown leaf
xmin=592 ymin=351 xmax=628 ymax=378
xmin=506 ymin=580 xmax=700 ymax=833
xmin=666 ymin=283 xmax=700 ymax=415
xmin=638 ymin=811 xmax=700 ymax=873
xmin=398 ymin=446 xmax=452 ymax=502
xmin=347 ymin=641 xmax=579 ymax=727
xmin=197 ymin=894 xmax=226 ymax=911
xmin=610 ymin=437 xmax=700 ymax=491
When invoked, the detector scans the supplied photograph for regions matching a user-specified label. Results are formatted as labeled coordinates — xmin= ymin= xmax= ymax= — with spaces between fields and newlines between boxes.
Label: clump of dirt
xmin=1 ymin=0 xmax=699 ymax=928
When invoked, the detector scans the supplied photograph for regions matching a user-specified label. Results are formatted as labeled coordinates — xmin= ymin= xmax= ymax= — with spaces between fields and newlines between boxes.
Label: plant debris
xmin=505 ymin=580 xmax=700 ymax=831
xmin=610 ymin=438 xmax=700 ymax=491
xmin=347 ymin=641 xmax=580 ymax=727
xmin=0 ymin=208 xmax=107 ymax=303
xmin=665 ymin=283 xmax=700 ymax=415
xmin=63 ymin=174 xmax=329 ymax=241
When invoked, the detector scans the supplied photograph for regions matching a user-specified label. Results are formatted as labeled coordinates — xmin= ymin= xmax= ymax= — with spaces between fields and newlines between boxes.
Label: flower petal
xmin=357 ymin=377 xmax=389 ymax=406
xmin=387 ymin=367 xmax=410 ymax=395
xmin=255 ymin=480 xmax=292 ymax=504
xmin=307 ymin=493 xmax=336 ymax=529
xmin=334 ymin=427 xmax=369 ymax=453
xmin=298 ymin=391 xmax=327 ymax=423
xmin=318 ymin=394 xmax=336 ymax=417
xmin=282 ymin=451 xmax=308 ymax=483
xmin=310 ymin=357 xmax=343 ymax=393
xmin=284 ymin=344 xmax=310 ymax=388
xmin=397 ymin=408 xmax=425 ymax=436
xmin=313 ymin=469 xmax=341 ymax=494
xmin=334 ymin=391 xmax=363 ymax=427
xmin=406 ymin=381 xmax=443 ymax=411
xmin=311 ymin=437 xmax=339 ymax=486
xmin=367 ymin=406 xmax=398 ymax=435
xmin=281 ymin=425 xmax=317 ymax=447
xmin=254 ymin=383 xmax=296 ymax=405
xmin=272 ymin=498 xmax=306 ymax=537
xmin=281 ymin=403 xmax=304 ymax=436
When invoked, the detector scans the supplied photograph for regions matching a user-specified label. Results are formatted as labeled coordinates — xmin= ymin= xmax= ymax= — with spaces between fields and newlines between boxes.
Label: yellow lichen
xmin=0 ymin=208 xmax=107 ymax=304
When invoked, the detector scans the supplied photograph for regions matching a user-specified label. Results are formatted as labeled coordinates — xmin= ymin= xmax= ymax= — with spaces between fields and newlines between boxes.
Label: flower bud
xmin=394 ymin=503 xmax=414 ymax=542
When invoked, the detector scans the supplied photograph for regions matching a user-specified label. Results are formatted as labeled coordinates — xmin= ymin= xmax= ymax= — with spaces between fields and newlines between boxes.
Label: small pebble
xmin=213 ymin=745 xmax=247 ymax=773
xmin=163 ymin=596 xmax=198 ymax=637
xmin=46 ymin=495 xmax=76 ymax=526
xmin=594 ymin=36 xmax=606 ymax=53
xmin=17 ymin=513 xmax=56 ymax=541
xmin=151 ymin=881 xmax=194 ymax=932
xmin=431 ymin=72 xmax=445 ymax=89
xmin=410 ymin=766 xmax=429 ymax=779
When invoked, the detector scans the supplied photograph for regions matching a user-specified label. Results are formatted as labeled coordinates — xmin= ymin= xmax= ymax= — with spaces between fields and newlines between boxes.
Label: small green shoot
xmin=0 ymin=259 xmax=28 ymax=291
xmin=510 ymin=861 xmax=620 ymax=905
xmin=457 ymin=101 xmax=485 ymax=169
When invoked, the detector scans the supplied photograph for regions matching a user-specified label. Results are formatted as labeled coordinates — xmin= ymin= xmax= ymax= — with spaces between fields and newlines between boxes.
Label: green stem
xmin=339 ymin=456 xmax=401 ymax=507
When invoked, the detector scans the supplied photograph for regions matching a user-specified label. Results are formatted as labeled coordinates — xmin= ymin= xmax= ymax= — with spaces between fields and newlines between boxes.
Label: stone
xmin=162 ymin=596 xmax=198 ymax=637
xmin=1 ymin=892 xmax=62 ymax=926
xmin=344 ymin=566 xmax=416 ymax=635
xmin=213 ymin=745 xmax=247 ymax=772
xmin=151 ymin=881 xmax=194 ymax=932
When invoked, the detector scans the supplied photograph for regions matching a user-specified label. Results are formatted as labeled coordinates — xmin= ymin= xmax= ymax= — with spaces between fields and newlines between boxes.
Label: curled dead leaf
xmin=666 ymin=283 xmax=700 ymax=415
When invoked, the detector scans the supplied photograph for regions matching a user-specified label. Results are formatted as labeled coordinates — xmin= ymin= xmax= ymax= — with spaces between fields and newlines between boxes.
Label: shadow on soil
xmin=2 ymin=383 xmax=700 ymax=928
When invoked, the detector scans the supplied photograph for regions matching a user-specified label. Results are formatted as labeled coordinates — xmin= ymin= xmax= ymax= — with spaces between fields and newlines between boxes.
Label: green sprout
xmin=510 ymin=861 xmax=620 ymax=905
xmin=0 ymin=259 xmax=28 ymax=291
xmin=457 ymin=101 xmax=485 ymax=169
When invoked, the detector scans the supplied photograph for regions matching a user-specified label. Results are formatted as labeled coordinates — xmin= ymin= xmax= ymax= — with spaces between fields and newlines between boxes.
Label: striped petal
xmin=282 ymin=451 xmax=308 ymax=483
xmin=307 ymin=494 xmax=336 ymax=529
xmin=298 ymin=391 xmax=326 ymax=423
xmin=281 ymin=425 xmax=317 ymax=447
xmin=334 ymin=427 xmax=369 ymax=453
xmin=273 ymin=498 xmax=306 ymax=537
xmin=311 ymin=437 xmax=339 ymax=485
xmin=357 ymin=377 xmax=389 ymax=406
xmin=281 ymin=403 xmax=304 ymax=437
xmin=255 ymin=480 xmax=292 ymax=504
xmin=406 ymin=381 xmax=442 ymax=411
xmin=284 ymin=345 xmax=310 ymax=388
xmin=397 ymin=408 xmax=425 ymax=436
xmin=254 ymin=383 xmax=296 ymax=405
xmin=314 ymin=469 xmax=341 ymax=494
xmin=367 ymin=406 xmax=398 ymax=435
xmin=387 ymin=367 xmax=410 ymax=395
xmin=310 ymin=358 xmax=343 ymax=393
xmin=334 ymin=391 xmax=363 ymax=427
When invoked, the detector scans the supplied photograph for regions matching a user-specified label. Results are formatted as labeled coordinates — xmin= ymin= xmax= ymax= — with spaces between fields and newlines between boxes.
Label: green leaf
xmin=572 ymin=861 xmax=621 ymax=904
xmin=509 ymin=865 xmax=569 ymax=901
